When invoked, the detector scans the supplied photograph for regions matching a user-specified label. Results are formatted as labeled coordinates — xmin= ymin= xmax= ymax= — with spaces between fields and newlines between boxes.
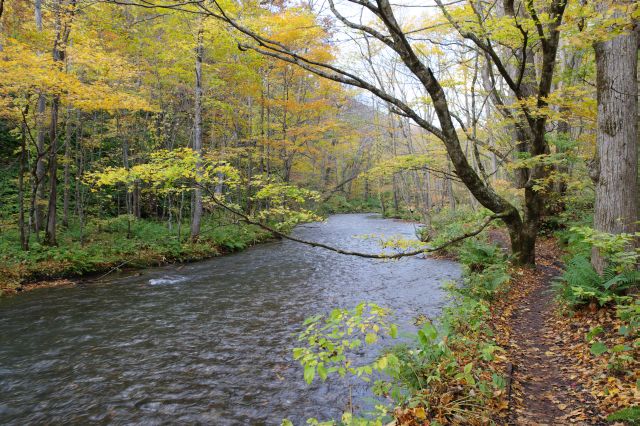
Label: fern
xmin=602 ymin=269 xmax=640 ymax=291
xmin=562 ymin=256 xmax=601 ymax=289
xmin=459 ymin=240 xmax=505 ymax=273
xmin=554 ymin=255 xmax=640 ymax=308
xmin=606 ymin=406 xmax=640 ymax=424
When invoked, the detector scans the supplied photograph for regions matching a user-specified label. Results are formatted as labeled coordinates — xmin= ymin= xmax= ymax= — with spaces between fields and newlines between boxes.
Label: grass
xmin=0 ymin=213 xmax=272 ymax=294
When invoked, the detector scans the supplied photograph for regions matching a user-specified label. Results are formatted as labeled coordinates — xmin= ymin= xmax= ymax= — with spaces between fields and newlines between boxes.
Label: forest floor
xmin=499 ymin=238 xmax=603 ymax=424
xmin=491 ymin=236 xmax=637 ymax=425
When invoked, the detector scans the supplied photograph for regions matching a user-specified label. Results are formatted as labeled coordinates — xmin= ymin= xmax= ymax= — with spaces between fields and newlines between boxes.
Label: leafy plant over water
xmin=293 ymin=302 xmax=398 ymax=385
xmin=290 ymin=239 xmax=511 ymax=424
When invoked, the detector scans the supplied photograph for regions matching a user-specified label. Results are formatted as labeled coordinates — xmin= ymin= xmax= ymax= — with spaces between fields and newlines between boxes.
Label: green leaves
xmin=417 ymin=322 xmax=438 ymax=347
xmin=480 ymin=343 xmax=503 ymax=362
xmin=589 ymin=341 xmax=608 ymax=356
xmin=317 ymin=363 xmax=327 ymax=381
xmin=553 ymin=254 xmax=640 ymax=308
xmin=586 ymin=325 xmax=604 ymax=341
xmin=365 ymin=333 xmax=378 ymax=345
xmin=606 ymin=406 xmax=640 ymax=423
xmin=389 ymin=324 xmax=398 ymax=339
xmin=303 ymin=364 xmax=316 ymax=384
xmin=292 ymin=302 xmax=398 ymax=386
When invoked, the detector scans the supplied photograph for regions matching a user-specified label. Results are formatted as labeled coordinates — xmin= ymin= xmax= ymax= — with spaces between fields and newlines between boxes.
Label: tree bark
xmin=44 ymin=0 xmax=76 ymax=246
xmin=44 ymin=95 xmax=59 ymax=246
xmin=62 ymin=108 xmax=72 ymax=227
xmin=592 ymin=1 xmax=638 ymax=273
xmin=19 ymin=117 xmax=29 ymax=250
xmin=34 ymin=0 xmax=46 ymax=233
xmin=190 ymin=25 xmax=204 ymax=242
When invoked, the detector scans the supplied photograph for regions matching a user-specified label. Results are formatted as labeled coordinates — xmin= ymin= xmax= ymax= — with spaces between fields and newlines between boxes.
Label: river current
xmin=0 ymin=214 xmax=460 ymax=425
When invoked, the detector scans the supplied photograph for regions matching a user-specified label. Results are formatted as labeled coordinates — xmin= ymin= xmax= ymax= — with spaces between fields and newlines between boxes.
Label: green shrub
xmin=426 ymin=206 xmax=493 ymax=256
xmin=555 ymin=227 xmax=592 ymax=258
xmin=606 ymin=406 xmax=640 ymax=424
xmin=412 ymin=225 xmax=429 ymax=243
xmin=458 ymin=265 xmax=511 ymax=302
xmin=553 ymin=255 xmax=640 ymax=308
xmin=459 ymin=240 xmax=506 ymax=272
xmin=290 ymin=235 xmax=512 ymax=424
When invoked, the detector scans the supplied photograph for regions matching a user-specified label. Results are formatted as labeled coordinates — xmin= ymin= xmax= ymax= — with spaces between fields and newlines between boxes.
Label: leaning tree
xmin=112 ymin=0 xmax=570 ymax=265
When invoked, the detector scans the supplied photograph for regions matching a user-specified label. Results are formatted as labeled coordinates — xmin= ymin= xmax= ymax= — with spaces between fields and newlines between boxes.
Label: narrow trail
xmin=506 ymin=240 xmax=604 ymax=425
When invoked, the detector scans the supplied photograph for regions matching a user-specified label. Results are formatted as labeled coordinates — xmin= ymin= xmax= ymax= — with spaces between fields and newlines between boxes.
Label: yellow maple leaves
xmin=0 ymin=37 xmax=152 ymax=117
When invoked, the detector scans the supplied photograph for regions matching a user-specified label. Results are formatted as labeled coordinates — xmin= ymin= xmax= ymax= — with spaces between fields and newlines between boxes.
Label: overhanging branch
xmin=200 ymin=185 xmax=507 ymax=259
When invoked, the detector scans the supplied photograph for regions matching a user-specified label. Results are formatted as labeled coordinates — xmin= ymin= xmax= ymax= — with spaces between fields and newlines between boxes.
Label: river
xmin=0 ymin=214 xmax=460 ymax=425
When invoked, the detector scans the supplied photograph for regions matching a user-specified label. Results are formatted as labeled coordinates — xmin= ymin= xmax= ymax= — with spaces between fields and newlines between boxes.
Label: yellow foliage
xmin=0 ymin=38 xmax=153 ymax=117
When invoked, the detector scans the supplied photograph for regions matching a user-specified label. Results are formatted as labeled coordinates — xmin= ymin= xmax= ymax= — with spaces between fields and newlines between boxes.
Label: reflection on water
xmin=0 ymin=214 xmax=460 ymax=425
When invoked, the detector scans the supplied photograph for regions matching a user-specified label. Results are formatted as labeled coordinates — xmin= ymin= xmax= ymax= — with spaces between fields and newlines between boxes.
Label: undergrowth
xmin=320 ymin=195 xmax=381 ymax=215
xmin=553 ymin=220 xmax=639 ymax=423
xmin=0 ymin=213 xmax=271 ymax=294
xmin=287 ymin=238 xmax=512 ymax=425
xmin=417 ymin=206 xmax=497 ymax=257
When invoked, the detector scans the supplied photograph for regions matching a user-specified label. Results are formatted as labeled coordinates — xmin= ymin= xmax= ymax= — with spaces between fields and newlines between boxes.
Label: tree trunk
xmin=34 ymin=0 xmax=46 ymax=234
xmin=592 ymin=2 xmax=638 ymax=273
xmin=35 ymin=95 xmax=46 ymax=234
xmin=19 ymin=118 xmax=29 ymax=250
xmin=44 ymin=0 xmax=76 ymax=246
xmin=44 ymin=96 xmax=59 ymax=246
xmin=62 ymin=108 xmax=72 ymax=227
xmin=190 ymin=25 xmax=204 ymax=242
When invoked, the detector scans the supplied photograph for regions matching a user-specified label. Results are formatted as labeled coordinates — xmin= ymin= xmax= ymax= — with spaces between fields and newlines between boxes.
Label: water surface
xmin=0 ymin=214 xmax=460 ymax=425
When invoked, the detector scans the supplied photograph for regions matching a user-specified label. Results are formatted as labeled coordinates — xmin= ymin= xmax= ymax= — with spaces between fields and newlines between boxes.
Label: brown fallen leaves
xmin=392 ymin=236 xmax=637 ymax=425
xmin=550 ymin=307 xmax=639 ymax=420
xmin=496 ymin=236 xmax=639 ymax=425
xmin=496 ymin=237 xmax=608 ymax=425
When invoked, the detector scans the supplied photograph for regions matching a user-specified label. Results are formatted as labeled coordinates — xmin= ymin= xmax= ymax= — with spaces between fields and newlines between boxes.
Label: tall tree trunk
xmin=591 ymin=2 xmax=638 ymax=273
xmin=190 ymin=25 xmax=204 ymax=242
xmin=44 ymin=0 xmax=76 ymax=246
xmin=44 ymin=96 xmax=59 ymax=246
xmin=62 ymin=108 xmax=72 ymax=227
xmin=34 ymin=0 xmax=46 ymax=233
xmin=74 ymin=119 xmax=85 ymax=245
xmin=19 ymin=117 xmax=29 ymax=250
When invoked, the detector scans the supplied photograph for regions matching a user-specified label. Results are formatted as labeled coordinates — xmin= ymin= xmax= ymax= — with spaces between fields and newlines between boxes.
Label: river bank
xmin=0 ymin=214 xmax=458 ymax=424
xmin=390 ymin=232 xmax=636 ymax=425
xmin=0 ymin=209 xmax=424 ymax=296
xmin=0 ymin=215 xmax=273 ymax=296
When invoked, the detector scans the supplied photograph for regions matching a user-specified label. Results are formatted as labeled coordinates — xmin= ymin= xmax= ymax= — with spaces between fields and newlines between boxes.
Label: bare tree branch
xmin=435 ymin=0 xmax=520 ymax=97
xmin=327 ymin=0 xmax=394 ymax=49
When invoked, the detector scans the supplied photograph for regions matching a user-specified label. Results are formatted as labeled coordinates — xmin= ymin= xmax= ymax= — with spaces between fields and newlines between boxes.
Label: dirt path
xmin=506 ymin=240 xmax=604 ymax=425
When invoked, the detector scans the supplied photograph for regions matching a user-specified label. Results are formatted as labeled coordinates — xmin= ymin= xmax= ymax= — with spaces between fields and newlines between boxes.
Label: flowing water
xmin=0 ymin=214 xmax=460 ymax=425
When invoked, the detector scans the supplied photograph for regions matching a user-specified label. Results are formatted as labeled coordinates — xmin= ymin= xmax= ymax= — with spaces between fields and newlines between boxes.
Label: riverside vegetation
xmin=1 ymin=0 xmax=639 ymax=424
xmin=288 ymin=205 xmax=639 ymax=425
